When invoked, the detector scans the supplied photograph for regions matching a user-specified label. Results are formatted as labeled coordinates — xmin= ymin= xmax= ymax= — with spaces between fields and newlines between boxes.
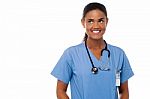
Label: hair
xmin=82 ymin=2 xmax=108 ymax=41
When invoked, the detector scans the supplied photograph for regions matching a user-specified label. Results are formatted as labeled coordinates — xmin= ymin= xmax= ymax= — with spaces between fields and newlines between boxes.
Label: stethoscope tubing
xmin=85 ymin=40 xmax=110 ymax=74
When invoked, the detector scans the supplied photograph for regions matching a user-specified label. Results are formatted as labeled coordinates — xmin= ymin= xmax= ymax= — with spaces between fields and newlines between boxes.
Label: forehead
xmin=85 ymin=9 xmax=106 ymax=19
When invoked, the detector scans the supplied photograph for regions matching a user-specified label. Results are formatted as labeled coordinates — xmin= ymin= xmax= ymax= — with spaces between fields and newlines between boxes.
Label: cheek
xmin=85 ymin=25 xmax=91 ymax=32
xmin=83 ymin=22 xmax=107 ymax=31
xmin=99 ymin=23 xmax=107 ymax=30
xmin=101 ymin=25 xmax=107 ymax=29
xmin=85 ymin=23 xmax=92 ymax=30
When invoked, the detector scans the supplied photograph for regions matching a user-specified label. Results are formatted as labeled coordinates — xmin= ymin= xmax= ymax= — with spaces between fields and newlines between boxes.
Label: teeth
xmin=93 ymin=30 xmax=100 ymax=33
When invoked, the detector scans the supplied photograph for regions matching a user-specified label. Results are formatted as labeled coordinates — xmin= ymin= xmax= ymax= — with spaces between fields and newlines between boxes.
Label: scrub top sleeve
xmin=51 ymin=49 xmax=73 ymax=84
xmin=120 ymin=52 xmax=134 ymax=84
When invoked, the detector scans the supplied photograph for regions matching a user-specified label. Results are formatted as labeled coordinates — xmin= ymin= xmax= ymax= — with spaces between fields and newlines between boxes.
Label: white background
xmin=0 ymin=0 xmax=150 ymax=99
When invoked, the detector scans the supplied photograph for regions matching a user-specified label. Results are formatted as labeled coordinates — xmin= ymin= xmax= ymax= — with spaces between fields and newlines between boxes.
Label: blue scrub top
xmin=51 ymin=42 xmax=134 ymax=99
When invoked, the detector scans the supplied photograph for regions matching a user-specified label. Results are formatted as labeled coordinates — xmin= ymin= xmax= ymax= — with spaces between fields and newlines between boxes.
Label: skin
xmin=119 ymin=81 xmax=129 ymax=99
xmin=81 ymin=9 xmax=108 ymax=60
xmin=56 ymin=80 xmax=69 ymax=99
xmin=56 ymin=9 xmax=129 ymax=99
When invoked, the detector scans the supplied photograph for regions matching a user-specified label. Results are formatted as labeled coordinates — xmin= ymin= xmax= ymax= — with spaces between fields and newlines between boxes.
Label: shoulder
xmin=64 ymin=42 xmax=84 ymax=53
xmin=108 ymin=43 xmax=131 ymax=64
xmin=62 ymin=42 xmax=84 ymax=57
xmin=108 ymin=43 xmax=125 ymax=55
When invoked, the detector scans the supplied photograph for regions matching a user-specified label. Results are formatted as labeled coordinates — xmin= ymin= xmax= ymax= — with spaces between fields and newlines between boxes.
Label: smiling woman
xmin=81 ymin=9 xmax=108 ymax=41
xmin=1 ymin=0 xmax=150 ymax=99
xmin=82 ymin=3 xmax=108 ymax=42
xmin=51 ymin=2 xmax=134 ymax=99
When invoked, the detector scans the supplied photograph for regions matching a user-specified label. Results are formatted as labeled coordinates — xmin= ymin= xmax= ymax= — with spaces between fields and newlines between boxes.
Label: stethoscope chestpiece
xmin=91 ymin=67 xmax=98 ymax=74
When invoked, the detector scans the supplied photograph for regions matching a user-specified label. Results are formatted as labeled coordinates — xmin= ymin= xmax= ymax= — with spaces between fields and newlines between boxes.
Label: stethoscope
xmin=85 ymin=40 xmax=111 ymax=74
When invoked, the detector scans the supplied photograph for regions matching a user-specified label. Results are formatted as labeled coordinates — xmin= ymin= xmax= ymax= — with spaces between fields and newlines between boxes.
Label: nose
xmin=93 ymin=22 xmax=99 ymax=28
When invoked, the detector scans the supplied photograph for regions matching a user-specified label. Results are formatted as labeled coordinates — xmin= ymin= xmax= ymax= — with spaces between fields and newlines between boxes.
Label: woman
xmin=51 ymin=2 xmax=134 ymax=99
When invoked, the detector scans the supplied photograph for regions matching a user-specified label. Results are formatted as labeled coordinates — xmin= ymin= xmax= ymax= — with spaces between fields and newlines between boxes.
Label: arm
xmin=119 ymin=81 xmax=129 ymax=99
xmin=56 ymin=80 xmax=69 ymax=99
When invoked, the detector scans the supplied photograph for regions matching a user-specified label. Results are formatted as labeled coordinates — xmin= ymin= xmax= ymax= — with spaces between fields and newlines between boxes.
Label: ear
xmin=81 ymin=19 xmax=85 ymax=28
xmin=105 ymin=18 xmax=109 ymax=26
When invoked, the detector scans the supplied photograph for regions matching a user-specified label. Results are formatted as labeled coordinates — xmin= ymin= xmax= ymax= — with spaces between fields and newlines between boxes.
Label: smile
xmin=92 ymin=30 xmax=101 ymax=34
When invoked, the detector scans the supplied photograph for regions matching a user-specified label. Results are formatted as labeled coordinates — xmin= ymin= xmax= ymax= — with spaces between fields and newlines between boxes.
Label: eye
xmin=98 ymin=19 xmax=104 ymax=23
xmin=88 ymin=20 xmax=94 ymax=24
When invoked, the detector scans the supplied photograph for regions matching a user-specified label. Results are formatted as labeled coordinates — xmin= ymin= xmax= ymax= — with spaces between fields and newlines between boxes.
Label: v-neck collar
xmin=82 ymin=41 xmax=110 ymax=65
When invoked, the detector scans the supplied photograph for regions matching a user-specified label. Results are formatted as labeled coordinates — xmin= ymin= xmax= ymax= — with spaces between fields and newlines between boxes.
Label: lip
xmin=91 ymin=30 xmax=102 ymax=34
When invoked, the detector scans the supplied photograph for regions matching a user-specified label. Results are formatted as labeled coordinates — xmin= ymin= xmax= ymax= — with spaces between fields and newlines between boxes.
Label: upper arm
xmin=120 ymin=51 xmax=134 ymax=83
xmin=51 ymin=49 xmax=73 ymax=84
xmin=56 ymin=80 xmax=69 ymax=99
xmin=57 ymin=80 xmax=68 ymax=92
xmin=119 ymin=81 xmax=129 ymax=99
xmin=119 ymin=81 xmax=129 ymax=94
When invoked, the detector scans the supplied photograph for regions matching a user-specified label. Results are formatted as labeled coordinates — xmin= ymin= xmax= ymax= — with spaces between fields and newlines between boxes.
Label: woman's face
xmin=82 ymin=9 xmax=108 ymax=40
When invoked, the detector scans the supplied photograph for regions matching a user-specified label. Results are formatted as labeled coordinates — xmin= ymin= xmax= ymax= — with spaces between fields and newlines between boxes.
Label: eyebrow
xmin=99 ymin=18 xmax=105 ymax=20
xmin=88 ymin=18 xmax=105 ymax=21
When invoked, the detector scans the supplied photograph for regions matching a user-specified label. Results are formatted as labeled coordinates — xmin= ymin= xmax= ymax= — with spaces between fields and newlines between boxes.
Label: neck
xmin=86 ymin=38 xmax=105 ymax=50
